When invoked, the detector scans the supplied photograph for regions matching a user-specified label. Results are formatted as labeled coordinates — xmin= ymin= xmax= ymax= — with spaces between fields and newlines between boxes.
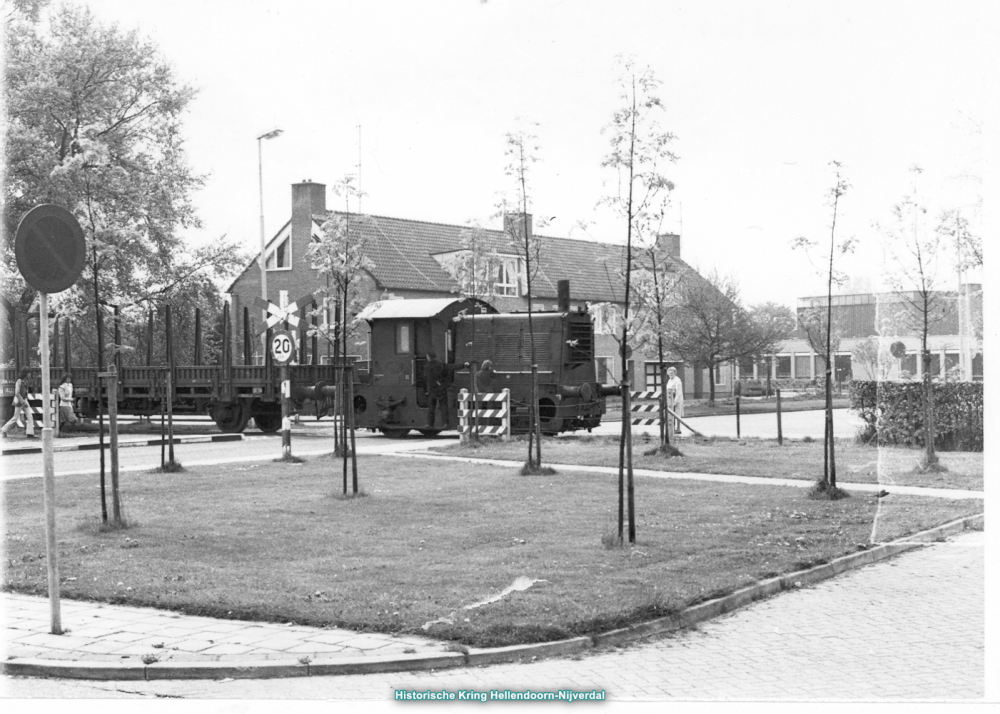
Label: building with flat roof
xmin=737 ymin=289 xmax=983 ymax=386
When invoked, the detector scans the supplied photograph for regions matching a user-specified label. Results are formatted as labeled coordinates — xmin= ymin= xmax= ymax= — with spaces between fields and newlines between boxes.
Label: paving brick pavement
xmin=1 ymin=531 xmax=983 ymax=701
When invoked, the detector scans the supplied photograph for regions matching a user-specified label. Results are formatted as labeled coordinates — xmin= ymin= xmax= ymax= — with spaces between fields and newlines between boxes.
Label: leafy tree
xmin=600 ymin=57 xmax=677 ymax=543
xmin=663 ymin=271 xmax=787 ymax=406
xmin=878 ymin=167 xmax=953 ymax=470
xmin=3 ymin=4 xmax=242 ymax=368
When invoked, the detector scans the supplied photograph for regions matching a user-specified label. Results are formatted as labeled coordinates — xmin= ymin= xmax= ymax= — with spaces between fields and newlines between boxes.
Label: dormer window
xmin=495 ymin=256 xmax=521 ymax=297
xmin=266 ymin=236 xmax=291 ymax=270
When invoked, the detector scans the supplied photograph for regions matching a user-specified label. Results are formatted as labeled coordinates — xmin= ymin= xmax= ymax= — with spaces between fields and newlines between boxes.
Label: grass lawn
xmin=2 ymin=454 xmax=981 ymax=648
xmin=435 ymin=435 xmax=984 ymax=492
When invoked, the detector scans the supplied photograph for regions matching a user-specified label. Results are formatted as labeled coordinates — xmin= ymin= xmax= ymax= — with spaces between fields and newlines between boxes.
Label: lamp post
xmin=257 ymin=128 xmax=283 ymax=346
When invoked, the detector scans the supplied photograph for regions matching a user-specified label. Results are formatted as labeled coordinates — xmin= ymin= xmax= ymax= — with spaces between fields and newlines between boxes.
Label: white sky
xmin=80 ymin=0 xmax=993 ymax=307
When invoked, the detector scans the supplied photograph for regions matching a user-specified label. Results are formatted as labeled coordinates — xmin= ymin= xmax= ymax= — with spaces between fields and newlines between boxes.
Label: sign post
xmin=15 ymin=204 xmax=87 ymax=636
xmin=270 ymin=328 xmax=296 ymax=459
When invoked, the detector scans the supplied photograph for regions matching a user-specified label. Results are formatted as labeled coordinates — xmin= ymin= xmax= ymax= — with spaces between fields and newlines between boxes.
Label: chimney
xmin=656 ymin=232 xmax=681 ymax=258
xmin=503 ymin=212 xmax=533 ymax=240
xmin=557 ymin=280 xmax=570 ymax=311
xmin=292 ymin=181 xmax=326 ymax=246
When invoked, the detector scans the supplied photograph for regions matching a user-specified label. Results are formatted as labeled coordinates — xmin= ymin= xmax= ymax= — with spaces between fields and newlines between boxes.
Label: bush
xmin=850 ymin=380 xmax=982 ymax=452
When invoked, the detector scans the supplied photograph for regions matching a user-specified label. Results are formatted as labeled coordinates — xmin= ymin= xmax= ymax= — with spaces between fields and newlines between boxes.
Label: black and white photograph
xmin=1 ymin=0 xmax=994 ymax=708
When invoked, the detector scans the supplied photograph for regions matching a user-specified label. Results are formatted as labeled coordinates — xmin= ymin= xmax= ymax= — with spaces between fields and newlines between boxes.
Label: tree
xmin=498 ymin=124 xmax=549 ymax=473
xmin=3 ymin=4 xmax=243 ymax=358
xmin=451 ymin=222 xmax=497 ymax=442
xmin=792 ymin=162 xmax=852 ymax=493
xmin=306 ymin=176 xmax=374 ymax=492
xmin=746 ymin=302 xmax=797 ymax=390
xmin=663 ymin=272 xmax=788 ymax=406
xmin=878 ymin=167 xmax=953 ymax=470
xmin=631 ymin=240 xmax=683 ymax=450
xmin=852 ymin=337 xmax=894 ymax=382
xmin=600 ymin=57 xmax=677 ymax=543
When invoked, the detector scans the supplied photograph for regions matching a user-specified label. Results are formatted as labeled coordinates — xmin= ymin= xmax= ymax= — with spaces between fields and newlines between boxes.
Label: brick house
xmin=227 ymin=181 xmax=734 ymax=399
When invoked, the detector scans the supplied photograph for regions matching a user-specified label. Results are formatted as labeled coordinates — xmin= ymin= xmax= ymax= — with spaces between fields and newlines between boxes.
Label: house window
xmin=900 ymin=353 xmax=917 ymax=378
xmin=794 ymin=355 xmax=812 ymax=379
xmin=494 ymin=257 xmax=520 ymax=296
xmin=266 ymin=236 xmax=291 ymax=270
xmin=645 ymin=362 xmax=665 ymax=388
xmin=776 ymin=355 xmax=792 ymax=379
xmin=834 ymin=354 xmax=852 ymax=383
xmin=972 ymin=352 xmax=983 ymax=380
xmin=396 ymin=323 xmax=411 ymax=354
xmin=738 ymin=355 xmax=755 ymax=378
xmin=715 ymin=363 xmax=727 ymax=386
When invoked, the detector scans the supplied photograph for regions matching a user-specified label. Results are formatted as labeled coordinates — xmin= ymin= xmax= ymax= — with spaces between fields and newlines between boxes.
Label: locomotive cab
xmin=352 ymin=297 xmax=497 ymax=436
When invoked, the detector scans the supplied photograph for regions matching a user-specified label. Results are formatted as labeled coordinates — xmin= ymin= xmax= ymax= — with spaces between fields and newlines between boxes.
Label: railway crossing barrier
xmin=628 ymin=390 xmax=703 ymax=437
xmin=457 ymin=388 xmax=511 ymax=439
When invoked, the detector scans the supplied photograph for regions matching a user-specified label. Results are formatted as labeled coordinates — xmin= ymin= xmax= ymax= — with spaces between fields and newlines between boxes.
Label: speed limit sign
xmin=270 ymin=329 xmax=297 ymax=365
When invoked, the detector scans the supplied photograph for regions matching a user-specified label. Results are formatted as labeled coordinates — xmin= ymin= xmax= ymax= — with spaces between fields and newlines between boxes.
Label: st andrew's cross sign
xmin=254 ymin=292 xmax=316 ymax=334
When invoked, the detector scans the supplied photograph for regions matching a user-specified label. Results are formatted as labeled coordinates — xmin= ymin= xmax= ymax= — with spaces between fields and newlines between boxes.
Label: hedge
xmin=850 ymin=380 xmax=983 ymax=452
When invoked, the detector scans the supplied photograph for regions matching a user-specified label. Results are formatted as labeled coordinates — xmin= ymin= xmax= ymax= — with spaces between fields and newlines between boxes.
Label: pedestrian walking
xmin=2 ymin=368 xmax=36 ymax=439
xmin=58 ymin=372 xmax=79 ymax=433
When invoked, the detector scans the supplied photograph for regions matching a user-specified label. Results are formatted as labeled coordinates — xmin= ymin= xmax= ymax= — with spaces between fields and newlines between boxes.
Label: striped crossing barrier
xmin=629 ymin=390 xmax=666 ymax=427
xmin=457 ymin=388 xmax=511 ymax=439
xmin=628 ymin=390 xmax=702 ymax=436
xmin=26 ymin=392 xmax=57 ymax=428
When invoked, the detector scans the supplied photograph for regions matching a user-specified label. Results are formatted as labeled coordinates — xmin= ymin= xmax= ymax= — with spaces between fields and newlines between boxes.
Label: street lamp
xmin=257 ymin=128 xmax=283 ymax=344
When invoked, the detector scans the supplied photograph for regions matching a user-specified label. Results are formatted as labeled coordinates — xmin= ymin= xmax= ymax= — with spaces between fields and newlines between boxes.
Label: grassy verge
xmin=2 ymin=454 xmax=980 ymax=648
xmin=434 ymin=435 xmax=983 ymax=492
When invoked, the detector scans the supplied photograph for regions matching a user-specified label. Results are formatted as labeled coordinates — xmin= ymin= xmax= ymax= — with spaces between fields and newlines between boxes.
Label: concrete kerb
xmin=0 ymin=433 xmax=244 ymax=457
xmin=2 ymin=513 xmax=983 ymax=681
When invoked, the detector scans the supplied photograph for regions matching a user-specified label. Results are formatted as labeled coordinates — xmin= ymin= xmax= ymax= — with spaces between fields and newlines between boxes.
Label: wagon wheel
xmin=379 ymin=427 xmax=410 ymax=439
xmin=417 ymin=429 xmax=443 ymax=437
xmin=210 ymin=402 xmax=250 ymax=434
xmin=253 ymin=411 xmax=282 ymax=433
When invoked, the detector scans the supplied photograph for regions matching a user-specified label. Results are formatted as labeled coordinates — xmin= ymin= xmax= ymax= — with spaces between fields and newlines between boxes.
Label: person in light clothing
xmin=58 ymin=373 xmax=79 ymax=432
xmin=665 ymin=366 xmax=684 ymax=435
xmin=2 ymin=368 xmax=36 ymax=439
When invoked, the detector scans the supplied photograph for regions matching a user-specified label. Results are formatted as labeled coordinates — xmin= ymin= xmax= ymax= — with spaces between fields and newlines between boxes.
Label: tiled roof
xmin=314 ymin=212 xmax=703 ymax=304
xmin=229 ymin=210 xmax=705 ymax=305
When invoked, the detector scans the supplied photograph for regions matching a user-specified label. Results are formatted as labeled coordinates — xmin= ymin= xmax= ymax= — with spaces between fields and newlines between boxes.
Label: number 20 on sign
xmin=270 ymin=329 xmax=296 ymax=365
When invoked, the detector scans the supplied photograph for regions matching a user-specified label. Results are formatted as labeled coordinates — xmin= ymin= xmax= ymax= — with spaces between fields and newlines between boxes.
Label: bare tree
xmin=630 ymin=239 xmax=683 ymax=451
xmin=878 ymin=167 xmax=953 ymax=470
xmin=499 ymin=124 xmax=550 ymax=473
xmin=306 ymin=176 xmax=373 ymax=492
xmin=451 ymin=223 xmax=496 ymax=442
xmin=792 ymin=161 xmax=852 ymax=493
xmin=600 ymin=56 xmax=677 ymax=543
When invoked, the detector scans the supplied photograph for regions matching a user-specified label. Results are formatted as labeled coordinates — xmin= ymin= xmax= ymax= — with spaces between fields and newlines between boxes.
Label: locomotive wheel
xmin=417 ymin=429 xmax=443 ymax=437
xmin=379 ymin=427 xmax=410 ymax=439
xmin=254 ymin=412 xmax=282 ymax=433
xmin=210 ymin=402 xmax=250 ymax=433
